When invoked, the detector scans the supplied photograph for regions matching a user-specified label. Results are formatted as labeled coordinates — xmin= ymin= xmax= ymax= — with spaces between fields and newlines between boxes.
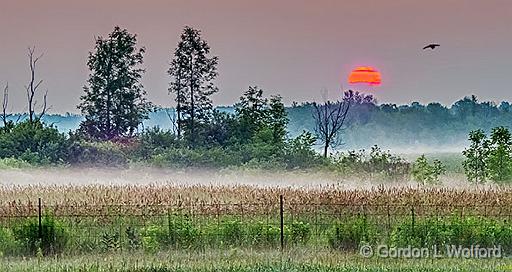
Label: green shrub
xmin=132 ymin=127 xmax=180 ymax=159
xmin=126 ymin=226 xmax=142 ymax=250
xmin=167 ymin=214 xmax=201 ymax=248
xmin=12 ymin=214 xmax=69 ymax=255
xmin=0 ymin=120 xmax=69 ymax=164
xmin=141 ymin=225 xmax=168 ymax=252
xmin=328 ymin=216 xmax=377 ymax=251
xmin=100 ymin=231 xmax=120 ymax=251
xmin=0 ymin=157 xmax=32 ymax=169
xmin=246 ymin=221 xmax=282 ymax=247
xmin=241 ymin=157 xmax=287 ymax=170
xmin=289 ymin=221 xmax=311 ymax=244
xmin=217 ymin=219 xmax=245 ymax=246
xmin=391 ymin=216 xmax=512 ymax=251
xmin=0 ymin=227 xmax=20 ymax=256
xmin=411 ymin=155 xmax=446 ymax=185
xmin=283 ymin=131 xmax=321 ymax=169
xmin=365 ymin=146 xmax=410 ymax=180
xmin=151 ymin=147 xmax=243 ymax=168
xmin=486 ymin=126 xmax=512 ymax=183
xmin=66 ymin=140 xmax=128 ymax=166
xmin=332 ymin=146 xmax=410 ymax=181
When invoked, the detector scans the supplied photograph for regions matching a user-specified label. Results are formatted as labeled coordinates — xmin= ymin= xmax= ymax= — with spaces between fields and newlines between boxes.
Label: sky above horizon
xmin=0 ymin=0 xmax=511 ymax=113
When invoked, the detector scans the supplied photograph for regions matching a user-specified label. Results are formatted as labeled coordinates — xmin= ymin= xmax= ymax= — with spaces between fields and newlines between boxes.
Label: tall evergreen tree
xmin=168 ymin=26 xmax=218 ymax=147
xmin=78 ymin=26 xmax=152 ymax=140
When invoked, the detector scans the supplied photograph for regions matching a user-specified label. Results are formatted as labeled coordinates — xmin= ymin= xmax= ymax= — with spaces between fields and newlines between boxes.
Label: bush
xmin=332 ymin=146 xmax=410 ymax=181
xmin=12 ymin=214 xmax=69 ymax=255
xmin=0 ymin=157 xmax=32 ymax=169
xmin=241 ymin=157 xmax=287 ymax=170
xmin=132 ymin=127 xmax=180 ymax=159
xmin=66 ymin=140 xmax=128 ymax=166
xmin=141 ymin=216 xmax=204 ymax=251
xmin=284 ymin=131 xmax=325 ymax=169
xmin=0 ymin=120 xmax=69 ymax=164
xmin=141 ymin=225 xmax=168 ymax=252
xmin=151 ymin=147 xmax=243 ymax=168
xmin=289 ymin=221 xmax=311 ymax=244
xmin=328 ymin=216 xmax=377 ymax=251
xmin=217 ymin=219 xmax=245 ymax=246
xmin=0 ymin=227 xmax=20 ymax=256
xmin=391 ymin=216 xmax=512 ymax=251
xmin=411 ymin=155 xmax=446 ymax=185
xmin=166 ymin=214 xmax=201 ymax=248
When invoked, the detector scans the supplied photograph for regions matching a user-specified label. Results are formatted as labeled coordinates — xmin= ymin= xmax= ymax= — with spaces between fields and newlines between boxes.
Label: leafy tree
xmin=268 ymin=95 xmax=288 ymax=145
xmin=198 ymin=110 xmax=238 ymax=147
xmin=463 ymin=129 xmax=488 ymax=183
xmin=235 ymin=86 xmax=288 ymax=147
xmin=235 ymin=86 xmax=268 ymax=143
xmin=486 ymin=126 xmax=512 ymax=182
xmin=168 ymin=26 xmax=218 ymax=147
xmin=284 ymin=131 xmax=321 ymax=169
xmin=78 ymin=26 xmax=152 ymax=140
xmin=412 ymin=155 xmax=446 ymax=185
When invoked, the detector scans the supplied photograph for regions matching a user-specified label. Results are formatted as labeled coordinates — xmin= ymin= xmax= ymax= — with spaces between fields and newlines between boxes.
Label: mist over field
xmin=0 ymin=166 xmax=469 ymax=189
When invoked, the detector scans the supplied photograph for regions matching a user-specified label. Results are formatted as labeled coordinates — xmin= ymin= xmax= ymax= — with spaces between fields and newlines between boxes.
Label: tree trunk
xmin=189 ymin=56 xmax=195 ymax=148
xmin=323 ymin=140 xmax=329 ymax=158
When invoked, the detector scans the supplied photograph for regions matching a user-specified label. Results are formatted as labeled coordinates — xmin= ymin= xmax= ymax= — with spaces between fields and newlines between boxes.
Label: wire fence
xmin=1 ymin=197 xmax=512 ymax=255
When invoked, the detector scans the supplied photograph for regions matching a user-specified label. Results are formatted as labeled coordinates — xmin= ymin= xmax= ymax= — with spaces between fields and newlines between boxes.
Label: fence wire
xmin=0 ymin=198 xmax=511 ymax=254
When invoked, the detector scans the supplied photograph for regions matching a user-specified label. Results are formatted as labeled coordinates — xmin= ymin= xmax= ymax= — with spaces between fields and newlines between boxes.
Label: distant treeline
xmin=7 ymin=95 xmax=511 ymax=150
xmin=289 ymin=95 xmax=512 ymax=150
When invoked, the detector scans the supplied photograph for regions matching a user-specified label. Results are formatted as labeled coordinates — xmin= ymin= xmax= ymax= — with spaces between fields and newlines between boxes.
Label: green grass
xmin=0 ymin=249 xmax=509 ymax=272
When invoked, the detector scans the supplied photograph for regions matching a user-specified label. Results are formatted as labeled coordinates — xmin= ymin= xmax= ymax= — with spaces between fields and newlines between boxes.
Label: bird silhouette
xmin=423 ymin=43 xmax=440 ymax=50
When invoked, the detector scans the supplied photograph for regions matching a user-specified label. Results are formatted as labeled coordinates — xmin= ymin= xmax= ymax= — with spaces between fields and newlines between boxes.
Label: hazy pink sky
xmin=0 ymin=0 xmax=511 ymax=113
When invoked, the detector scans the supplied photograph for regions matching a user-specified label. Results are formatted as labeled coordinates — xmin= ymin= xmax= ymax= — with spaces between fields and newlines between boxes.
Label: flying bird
xmin=423 ymin=43 xmax=440 ymax=50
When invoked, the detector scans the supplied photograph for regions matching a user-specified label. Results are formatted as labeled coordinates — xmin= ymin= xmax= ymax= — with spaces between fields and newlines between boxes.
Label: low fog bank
xmin=334 ymin=145 xmax=466 ymax=155
xmin=0 ymin=167 xmax=343 ymax=188
xmin=0 ymin=166 xmax=478 ymax=190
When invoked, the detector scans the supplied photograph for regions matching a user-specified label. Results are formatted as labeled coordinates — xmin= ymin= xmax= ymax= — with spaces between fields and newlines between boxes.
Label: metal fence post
xmin=362 ymin=204 xmax=367 ymax=241
xmin=38 ymin=198 xmax=43 ymax=242
xmin=386 ymin=204 xmax=391 ymax=240
xmin=280 ymin=195 xmax=284 ymax=250
xmin=411 ymin=206 xmax=415 ymax=235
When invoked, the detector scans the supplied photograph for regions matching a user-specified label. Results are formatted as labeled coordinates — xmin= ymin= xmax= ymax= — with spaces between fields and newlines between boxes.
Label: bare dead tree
xmin=165 ymin=108 xmax=179 ymax=136
xmin=25 ymin=46 xmax=48 ymax=123
xmin=313 ymin=96 xmax=351 ymax=158
xmin=1 ymin=82 xmax=9 ymax=127
xmin=313 ymin=90 xmax=376 ymax=157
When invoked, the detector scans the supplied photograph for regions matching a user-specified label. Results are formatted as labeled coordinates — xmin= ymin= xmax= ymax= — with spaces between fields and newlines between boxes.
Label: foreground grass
xmin=1 ymin=249 xmax=510 ymax=272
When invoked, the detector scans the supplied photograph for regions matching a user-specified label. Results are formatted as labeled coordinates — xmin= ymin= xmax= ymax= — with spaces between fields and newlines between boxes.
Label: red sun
xmin=348 ymin=66 xmax=382 ymax=86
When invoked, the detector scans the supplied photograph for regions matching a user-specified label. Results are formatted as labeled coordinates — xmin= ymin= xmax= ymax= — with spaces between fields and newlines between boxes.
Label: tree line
xmin=0 ymin=26 xmax=358 ymax=168
xmin=288 ymin=95 xmax=512 ymax=149
xmin=2 ymin=25 xmax=512 ymax=184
